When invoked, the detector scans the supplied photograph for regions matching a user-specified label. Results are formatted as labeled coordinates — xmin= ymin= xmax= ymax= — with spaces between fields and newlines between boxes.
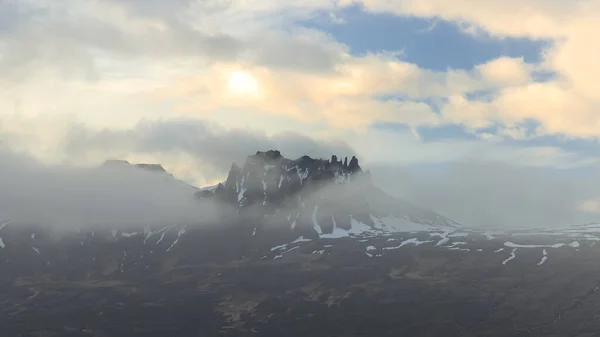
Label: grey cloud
xmin=245 ymin=29 xmax=348 ymax=73
xmin=371 ymin=161 xmax=600 ymax=228
xmin=0 ymin=1 xmax=346 ymax=79
xmin=64 ymin=118 xmax=356 ymax=182
xmin=0 ymin=149 xmax=225 ymax=228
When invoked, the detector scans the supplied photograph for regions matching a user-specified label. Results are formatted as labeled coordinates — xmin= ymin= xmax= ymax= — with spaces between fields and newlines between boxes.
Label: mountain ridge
xmin=192 ymin=150 xmax=460 ymax=241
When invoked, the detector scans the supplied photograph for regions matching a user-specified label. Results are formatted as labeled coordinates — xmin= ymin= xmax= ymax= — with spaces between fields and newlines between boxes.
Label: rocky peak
xmin=206 ymin=150 xmax=367 ymax=210
xmin=103 ymin=159 xmax=131 ymax=167
xmin=224 ymin=163 xmax=242 ymax=187
xmin=134 ymin=163 xmax=166 ymax=173
xmin=254 ymin=150 xmax=283 ymax=161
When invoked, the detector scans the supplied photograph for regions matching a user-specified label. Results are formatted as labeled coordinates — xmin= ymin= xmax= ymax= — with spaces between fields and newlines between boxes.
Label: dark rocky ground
xmin=2 ymin=223 xmax=600 ymax=337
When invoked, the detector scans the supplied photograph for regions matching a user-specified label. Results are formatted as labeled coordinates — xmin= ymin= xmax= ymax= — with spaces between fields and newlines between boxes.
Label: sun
xmin=227 ymin=71 xmax=259 ymax=96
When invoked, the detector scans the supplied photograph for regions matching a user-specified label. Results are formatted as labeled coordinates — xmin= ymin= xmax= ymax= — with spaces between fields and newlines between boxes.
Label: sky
xmin=1 ymin=0 xmax=600 ymax=228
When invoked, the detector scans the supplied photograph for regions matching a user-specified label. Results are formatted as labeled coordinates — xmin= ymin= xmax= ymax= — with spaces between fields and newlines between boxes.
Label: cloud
xmin=356 ymin=0 xmax=583 ymax=39
xmin=0 ymin=149 xmax=224 ymax=228
xmin=62 ymin=118 xmax=356 ymax=186
xmin=371 ymin=161 xmax=600 ymax=228
xmin=351 ymin=127 xmax=600 ymax=169
xmin=352 ymin=0 xmax=600 ymax=139
xmin=2 ymin=0 xmax=600 ymax=177
xmin=476 ymin=57 xmax=532 ymax=87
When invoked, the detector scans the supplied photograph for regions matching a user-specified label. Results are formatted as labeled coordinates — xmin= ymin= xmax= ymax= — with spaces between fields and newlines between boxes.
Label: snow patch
xmin=446 ymin=242 xmax=467 ymax=247
xmin=483 ymin=231 xmax=498 ymax=240
xmin=376 ymin=216 xmax=448 ymax=234
xmin=537 ymin=249 xmax=548 ymax=266
xmin=287 ymin=214 xmax=298 ymax=230
xmin=502 ymin=248 xmax=517 ymax=265
xmin=384 ymin=238 xmax=433 ymax=250
xmin=121 ymin=232 xmax=138 ymax=238
xmin=504 ymin=241 xmax=580 ymax=249
xmin=166 ymin=227 xmax=186 ymax=252
xmin=334 ymin=171 xmax=350 ymax=184
xmin=271 ymin=243 xmax=288 ymax=251
xmin=274 ymin=246 xmax=300 ymax=259
xmin=237 ymin=187 xmax=246 ymax=203
xmin=155 ymin=227 xmax=171 ymax=245
xmin=366 ymin=246 xmax=376 ymax=251
xmin=296 ymin=167 xmax=309 ymax=184
xmin=430 ymin=230 xmax=451 ymax=246
xmin=0 ymin=221 xmax=10 ymax=248
xmin=145 ymin=225 xmax=173 ymax=244
xmin=0 ymin=221 xmax=11 ymax=231
xmin=312 ymin=205 xmax=323 ymax=235
xmin=320 ymin=215 xmax=349 ymax=239
xmin=291 ymin=236 xmax=311 ymax=243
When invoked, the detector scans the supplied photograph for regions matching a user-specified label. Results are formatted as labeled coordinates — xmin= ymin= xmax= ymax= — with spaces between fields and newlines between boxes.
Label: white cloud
xmin=476 ymin=57 xmax=532 ymax=87
xmin=1 ymin=0 xmax=600 ymax=174
xmin=354 ymin=0 xmax=600 ymax=139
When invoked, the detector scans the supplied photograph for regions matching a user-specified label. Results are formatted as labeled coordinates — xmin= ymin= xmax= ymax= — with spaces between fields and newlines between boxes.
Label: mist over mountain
xmin=0 ymin=148 xmax=458 ymax=233
xmin=0 ymin=150 xmax=218 ymax=228
xmin=370 ymin=162 xmax=600 ymax=229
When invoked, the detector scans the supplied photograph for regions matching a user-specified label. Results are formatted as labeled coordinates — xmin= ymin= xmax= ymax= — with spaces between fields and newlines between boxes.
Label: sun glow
xmin=227 ymin=71 xmax=260 ymax=96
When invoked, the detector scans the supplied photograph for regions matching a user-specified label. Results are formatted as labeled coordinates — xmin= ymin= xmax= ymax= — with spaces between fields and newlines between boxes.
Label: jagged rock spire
xmin=349 ymin=156 xmax=359 ymax=172
xmin=224 ymin=162 xmax=241 ymax=188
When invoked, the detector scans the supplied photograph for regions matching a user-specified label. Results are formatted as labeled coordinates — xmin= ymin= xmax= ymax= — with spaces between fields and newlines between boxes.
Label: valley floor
xmin=4 ymin=236 xmax=600 ymax=337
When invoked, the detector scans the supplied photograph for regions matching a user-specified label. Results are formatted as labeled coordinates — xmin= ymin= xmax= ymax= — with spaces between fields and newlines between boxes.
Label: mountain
xmin=3 ymin=151 xmax=600 ymax=336
xmin=196 ymin=150 xmax=460 ymax=239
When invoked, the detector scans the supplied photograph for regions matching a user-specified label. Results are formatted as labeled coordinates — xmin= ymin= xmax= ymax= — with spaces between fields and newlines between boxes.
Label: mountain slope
xmin=3 ymin=151 xmax=600 ymax=336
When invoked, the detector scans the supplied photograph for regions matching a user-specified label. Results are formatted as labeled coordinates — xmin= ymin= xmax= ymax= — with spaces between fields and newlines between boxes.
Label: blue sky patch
xmin=301 ymin=4 xmax=550 ymax=71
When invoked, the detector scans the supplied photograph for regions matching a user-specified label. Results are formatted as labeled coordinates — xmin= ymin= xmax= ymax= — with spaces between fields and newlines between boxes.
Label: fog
xmin=370 ymin=161 xmax=600 ymax=229
xmin=2 ymin=143 xmax=600 ymax=230
xmin=0 ymin=150 xmax=225 ymax=228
